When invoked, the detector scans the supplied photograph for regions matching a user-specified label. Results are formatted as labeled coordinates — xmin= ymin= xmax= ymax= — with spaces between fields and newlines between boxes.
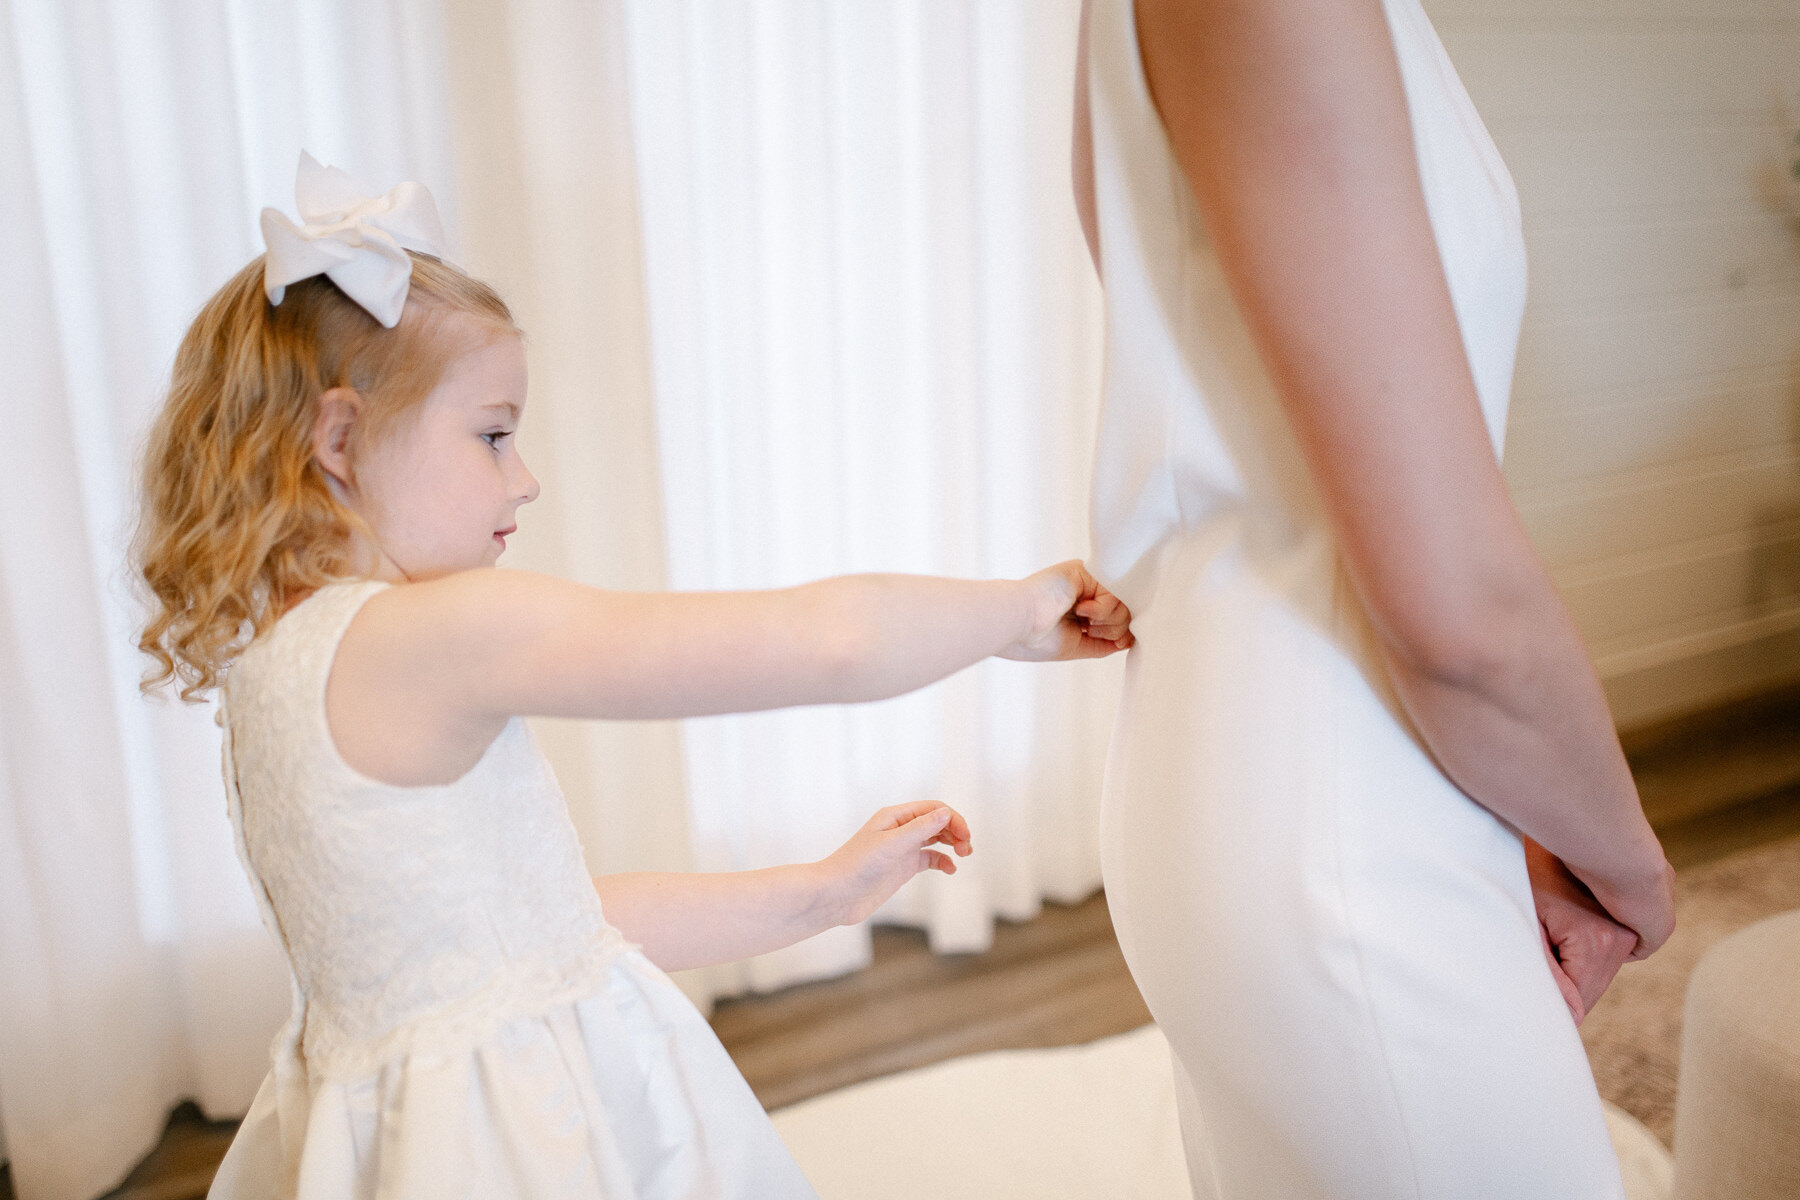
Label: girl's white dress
xmin=209 ymin=580 xmax=817 ymax=1200
xmin=1085 ymin=0 xmax=1628 ymax=1196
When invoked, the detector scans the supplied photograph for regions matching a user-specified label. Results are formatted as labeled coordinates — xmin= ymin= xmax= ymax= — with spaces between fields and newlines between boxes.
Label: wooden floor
xmin=715 ymin=783 xmax=1800 ymax=1114
xmin=5 ymin=684 xmax=1795 ymax=1200
xmin=711 ymin=682 xmax=1800 ymax=1112
xmin=713 ymin=890 xmax=1150 ymax=1110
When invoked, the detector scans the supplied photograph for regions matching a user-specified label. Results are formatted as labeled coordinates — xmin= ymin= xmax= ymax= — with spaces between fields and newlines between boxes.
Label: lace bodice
xmin=221 ymin=580 xmax=628 ymax=1079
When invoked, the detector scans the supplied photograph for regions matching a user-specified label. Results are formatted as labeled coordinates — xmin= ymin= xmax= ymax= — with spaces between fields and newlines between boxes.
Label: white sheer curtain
xmin=622 ymin=0 xmax=1114 ymax=995
xmin=0 ymin=2 xmax=1111 ymax=1197
xmin=0 ymin=5 xmax=465 ymax=1197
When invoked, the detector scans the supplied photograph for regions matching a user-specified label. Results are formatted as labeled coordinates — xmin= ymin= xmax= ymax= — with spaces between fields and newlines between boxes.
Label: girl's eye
xmin=482 ymin=431 xmax=512 ymax=449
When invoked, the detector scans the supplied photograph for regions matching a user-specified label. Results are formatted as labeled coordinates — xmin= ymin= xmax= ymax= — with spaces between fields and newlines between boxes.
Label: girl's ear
xmin=312 ymin=387 xmax=362 ymax=493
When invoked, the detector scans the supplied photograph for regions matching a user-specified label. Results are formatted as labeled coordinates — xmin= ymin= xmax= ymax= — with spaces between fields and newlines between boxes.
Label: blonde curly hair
xmin=134 ymin=253 xmax=517 ymax=701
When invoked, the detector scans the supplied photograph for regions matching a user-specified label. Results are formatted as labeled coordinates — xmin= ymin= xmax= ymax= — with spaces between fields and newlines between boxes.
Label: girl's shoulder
xmin=291 ymin=570 xmax=527 ymax=787
xmin=285 ymin=576 xmax=392 ymax=617
xmin=272 ymin=576 xmax=391 ymax=647
xmin=231 ymin=577 xmax=390 ymax=697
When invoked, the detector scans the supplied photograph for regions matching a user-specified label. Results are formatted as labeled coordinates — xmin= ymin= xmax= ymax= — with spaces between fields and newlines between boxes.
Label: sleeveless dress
xmin=1083 ymin=2 xmax=1628 ymax=1197
xmin=209 ymin=580 xmax=817 ymax=1200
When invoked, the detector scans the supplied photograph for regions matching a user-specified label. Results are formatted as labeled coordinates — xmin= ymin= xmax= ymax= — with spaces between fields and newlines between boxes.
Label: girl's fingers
xmin=1074 ymin=587 xmax=1134 ymax=654
xmin=916 ymin=815 xmax=972 ymax=856
xmin=875 ymin=800 xmax=949 ymax=831
xmin=1068 ymin=631 xmax=1129 ymax=659
xmin=1061 ymin=560 xmax=1099 ymax=593
xmin=920 ymin=849 xmax=956 ymax=875
xmin=872 ymin=803 xmax=972 ymax=855
xmin=899 ymin=807 xmax=954 ymax=840
xmin=1085 ymin=586 xmax=1126 ymax=607
xmin=897 ymin=806 xmax=972 ymax=854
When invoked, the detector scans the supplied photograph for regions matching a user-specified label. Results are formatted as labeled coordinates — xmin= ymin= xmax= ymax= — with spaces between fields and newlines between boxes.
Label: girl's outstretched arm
xmin=1132 ymin=0 xmax=1673 ymax=954
xmin=593 ymin=801 xmax=973 ymax=973
xmin=325 ymin=560 xmax=1130 ymax=785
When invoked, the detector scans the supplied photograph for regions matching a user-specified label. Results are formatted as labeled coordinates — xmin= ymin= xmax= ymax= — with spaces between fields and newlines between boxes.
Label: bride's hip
xmin=1098 ymin=599 xmax=1536 ymax=968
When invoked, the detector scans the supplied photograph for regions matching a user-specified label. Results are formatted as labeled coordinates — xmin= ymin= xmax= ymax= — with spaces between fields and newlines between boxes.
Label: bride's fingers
xmin=1552 ymin=963 xmax=1583 ymax=1024
xmin=1539 ymin=922 xmax=1585 ymax=1024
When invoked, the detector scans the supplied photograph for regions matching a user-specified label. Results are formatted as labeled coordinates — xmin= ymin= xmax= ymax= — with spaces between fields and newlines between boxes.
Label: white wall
xmin=1430 ymin=0 xmax=1800 ymax=728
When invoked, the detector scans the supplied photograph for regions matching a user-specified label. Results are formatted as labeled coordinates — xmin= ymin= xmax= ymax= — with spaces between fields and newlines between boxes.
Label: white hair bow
xmin=260 ymin=151 xmax=446 ymax=329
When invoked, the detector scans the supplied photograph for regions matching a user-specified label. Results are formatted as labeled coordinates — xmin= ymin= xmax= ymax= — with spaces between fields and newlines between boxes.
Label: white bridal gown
xmin=210 ymin=581 xmax=817 ymax=1200
xmin=1083 ymin=1 xmax=1629 ymax=1197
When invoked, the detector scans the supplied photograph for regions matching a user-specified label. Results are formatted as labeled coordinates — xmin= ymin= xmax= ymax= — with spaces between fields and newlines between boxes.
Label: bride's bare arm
xmin=1132 ymin=0 xmax=1673 ymax=954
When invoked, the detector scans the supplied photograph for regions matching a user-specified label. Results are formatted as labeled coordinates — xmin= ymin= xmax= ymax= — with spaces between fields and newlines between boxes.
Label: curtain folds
xmin=0 ymin=3 xmax=1112 ymax=1197
xmin=1 ymin=4 xmax=461 ymax=1196
xmin=622 ymin=0 xmax=1114 ymax=996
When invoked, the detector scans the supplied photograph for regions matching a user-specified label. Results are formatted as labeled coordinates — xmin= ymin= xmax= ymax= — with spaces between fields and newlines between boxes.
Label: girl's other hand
xmin=817 ymin=802 xmax=974 ymax=927
xmin=1000 ymin=560 xmax=1135 ymax=662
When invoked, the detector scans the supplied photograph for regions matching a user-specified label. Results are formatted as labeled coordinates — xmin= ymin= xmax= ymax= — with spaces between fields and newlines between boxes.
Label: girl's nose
xmin=515 ymin=460 xmax=541 ymax=504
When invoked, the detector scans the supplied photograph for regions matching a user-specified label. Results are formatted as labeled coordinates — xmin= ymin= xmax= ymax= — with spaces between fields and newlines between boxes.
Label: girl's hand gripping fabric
xmin=999 ymin=560 xmax=1135 ymax=662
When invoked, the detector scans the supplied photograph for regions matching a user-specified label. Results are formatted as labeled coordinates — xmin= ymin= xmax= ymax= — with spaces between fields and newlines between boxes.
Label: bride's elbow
xmin=1376 ymin=579 xmax=1552 ymax=698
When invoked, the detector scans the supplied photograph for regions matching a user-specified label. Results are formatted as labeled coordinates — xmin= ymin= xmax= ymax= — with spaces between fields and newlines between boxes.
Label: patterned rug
xmin=1582 ymin=832 xmax=1800 ymax=1145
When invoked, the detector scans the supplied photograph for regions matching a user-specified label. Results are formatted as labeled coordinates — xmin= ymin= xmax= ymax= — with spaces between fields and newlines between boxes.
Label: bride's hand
xmin=1580 ymin=852 xmax=1677 ymax=962
xmin=999 ymin=561 xmax=1134 ymax=661
xmin=1525 ymin=838 xmax=1637 ymax=1024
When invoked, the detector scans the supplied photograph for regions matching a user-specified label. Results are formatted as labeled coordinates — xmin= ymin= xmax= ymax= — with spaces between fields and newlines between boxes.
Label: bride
xmin=1072 ymin=0 xmax=1676 ymax=1195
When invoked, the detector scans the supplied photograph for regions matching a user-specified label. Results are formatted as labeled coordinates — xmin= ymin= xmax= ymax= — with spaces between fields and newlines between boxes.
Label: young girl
xmin=133 ymin=157 xmax=1132 ymax=1199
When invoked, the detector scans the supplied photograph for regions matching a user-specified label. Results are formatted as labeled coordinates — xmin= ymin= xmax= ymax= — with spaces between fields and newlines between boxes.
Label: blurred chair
xmin=1672 ymin=908 xmax=1800 ymax=1200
